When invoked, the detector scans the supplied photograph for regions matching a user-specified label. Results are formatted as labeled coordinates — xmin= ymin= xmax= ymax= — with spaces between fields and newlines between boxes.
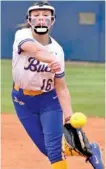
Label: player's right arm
xmin=21 ymin=41 xmax=58 ymax=64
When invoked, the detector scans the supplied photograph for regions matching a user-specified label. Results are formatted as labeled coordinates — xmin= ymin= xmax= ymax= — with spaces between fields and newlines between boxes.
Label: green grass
xmin=1 ymin=59 xmax=105 ymax=117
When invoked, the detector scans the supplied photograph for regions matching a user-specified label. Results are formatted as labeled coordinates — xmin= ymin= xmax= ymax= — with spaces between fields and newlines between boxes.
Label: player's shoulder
xmin=51 ymin=37 xmax=64 ymax=54
xmin=15 ymin=28 xmax=31 ymax=38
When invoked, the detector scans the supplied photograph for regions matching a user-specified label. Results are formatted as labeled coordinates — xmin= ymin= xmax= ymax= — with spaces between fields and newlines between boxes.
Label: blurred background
xmin=1 ymin=1 xmax=105 ymax=116
xmin=1 ymin=1 xmax=105 ymax=62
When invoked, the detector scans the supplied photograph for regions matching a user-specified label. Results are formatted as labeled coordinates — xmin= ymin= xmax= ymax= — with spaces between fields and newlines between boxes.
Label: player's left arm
xmin=54 ymin=48 xmax=92 ymax=158
xmin=54 ymin=48 xmax=73 ymax=121
xmin=54 ymin=77 xmax=73 ymax=121
xmin=54 ymin=77 xmax=93 ymax=157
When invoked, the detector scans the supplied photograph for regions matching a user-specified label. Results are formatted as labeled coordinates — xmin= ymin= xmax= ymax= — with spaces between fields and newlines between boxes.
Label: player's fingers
xmin=48 ymin=61 xmax=60 ymax=67
xmin=51 ymin=68 xmax=61 ymax=73
xmin=51 ymin=65 xmax=61 ymax=71
xmin=48 ymin=61 xmax=61 ymax=73
xmin=49 ymin=63 xmax=61 ymax=69
xmin=51 ymin=65 xmax=61 ymax=70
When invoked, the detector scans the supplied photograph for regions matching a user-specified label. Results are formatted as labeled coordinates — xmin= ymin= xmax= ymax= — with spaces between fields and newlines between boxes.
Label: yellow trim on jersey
xmin=14 ymin=84 xmax=43 ymax=96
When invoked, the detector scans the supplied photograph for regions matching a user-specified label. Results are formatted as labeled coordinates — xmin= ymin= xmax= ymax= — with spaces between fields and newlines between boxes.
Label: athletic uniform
xmin=12 ymin=27 xmax=65 ymax=163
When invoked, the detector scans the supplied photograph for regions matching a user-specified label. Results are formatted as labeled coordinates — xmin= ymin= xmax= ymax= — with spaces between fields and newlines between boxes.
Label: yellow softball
xmin=70 ymin=112 xmax=87 ymax=128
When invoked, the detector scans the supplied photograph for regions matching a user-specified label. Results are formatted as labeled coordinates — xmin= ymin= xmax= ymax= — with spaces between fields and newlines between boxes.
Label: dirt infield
xmin=2 ymin=114 xmax=105 ymax=169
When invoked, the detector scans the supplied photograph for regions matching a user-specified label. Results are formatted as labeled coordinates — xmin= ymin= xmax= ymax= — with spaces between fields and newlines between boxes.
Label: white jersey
xmin=12 ymin=28 xmax=65 ymax=92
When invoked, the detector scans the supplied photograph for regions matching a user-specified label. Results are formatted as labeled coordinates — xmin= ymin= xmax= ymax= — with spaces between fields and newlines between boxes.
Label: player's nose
xmin=38 ymin=15 xmax=44 ymax=21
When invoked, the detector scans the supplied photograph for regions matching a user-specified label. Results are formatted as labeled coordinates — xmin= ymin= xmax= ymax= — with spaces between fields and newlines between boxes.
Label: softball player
xmin=12 ymin=1 xmax=104 ymax=169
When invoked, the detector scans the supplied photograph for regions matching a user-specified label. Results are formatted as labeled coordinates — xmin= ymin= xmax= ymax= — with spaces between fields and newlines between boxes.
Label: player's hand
xmin=48 ymin=61 xmax=61 ymax=73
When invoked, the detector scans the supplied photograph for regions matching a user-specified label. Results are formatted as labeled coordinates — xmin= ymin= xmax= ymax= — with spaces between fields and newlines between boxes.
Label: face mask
xmin=28 ymin=16 xmax=55 ymax=35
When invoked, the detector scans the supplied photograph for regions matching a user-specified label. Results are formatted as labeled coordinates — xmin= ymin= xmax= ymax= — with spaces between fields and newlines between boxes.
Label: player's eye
xmin=34 ymin=14 xmax=39 ymax=17
xmin=44 ymin=14 xmax=49 ymax=16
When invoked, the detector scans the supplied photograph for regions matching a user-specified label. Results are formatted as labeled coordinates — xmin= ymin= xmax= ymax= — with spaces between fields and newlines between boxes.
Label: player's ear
xmin=51 ymin=17 xmax=55 ymax=26
xmin=26 ymin=11 xmax=31 ymax=23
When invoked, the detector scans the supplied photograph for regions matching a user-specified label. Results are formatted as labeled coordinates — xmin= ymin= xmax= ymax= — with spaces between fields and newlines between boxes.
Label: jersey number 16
xmin=41 ymin=79 xmax=53 ymax=91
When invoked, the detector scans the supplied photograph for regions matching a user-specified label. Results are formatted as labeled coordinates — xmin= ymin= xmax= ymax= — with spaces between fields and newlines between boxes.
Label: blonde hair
xmin=17 ymin=22 xmax=31 ymax=28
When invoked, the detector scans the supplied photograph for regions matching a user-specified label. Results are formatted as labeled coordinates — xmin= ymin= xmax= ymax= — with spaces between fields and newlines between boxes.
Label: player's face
xmin=29 ymin=10 xmax=54 ymax=28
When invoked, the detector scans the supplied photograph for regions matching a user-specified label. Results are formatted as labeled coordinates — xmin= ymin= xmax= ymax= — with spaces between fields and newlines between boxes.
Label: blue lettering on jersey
xmin=24 ymin=57 xmax=51 ymax=72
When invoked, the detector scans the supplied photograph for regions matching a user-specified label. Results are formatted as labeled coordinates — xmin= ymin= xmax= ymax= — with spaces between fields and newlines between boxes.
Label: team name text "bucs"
xmin=24 ymin=57 xmax=51 ymax=72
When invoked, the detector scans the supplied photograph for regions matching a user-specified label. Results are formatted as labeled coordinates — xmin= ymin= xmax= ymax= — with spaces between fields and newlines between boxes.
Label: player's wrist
xmin=65 ymin=116 xmax=71 ymax=124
